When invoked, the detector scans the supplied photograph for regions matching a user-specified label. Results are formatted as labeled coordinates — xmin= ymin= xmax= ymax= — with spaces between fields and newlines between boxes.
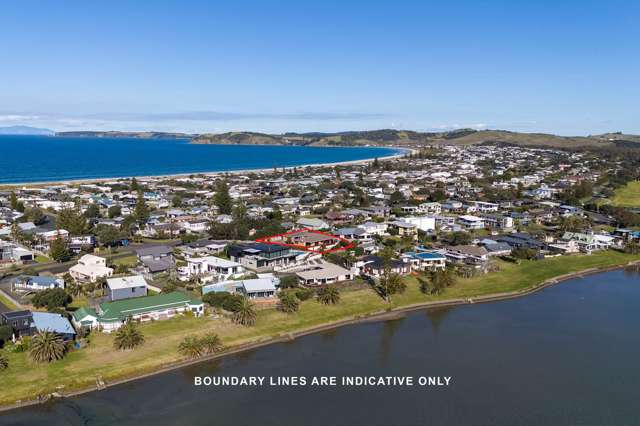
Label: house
xmin=357 ymin=221 xmax=388 ymax=236
xmin=136 ymin=245 xmax=175 ymax=278
xmin=12 ymin=275 xmax=65 ymax=292
xmin=0 ymin=241 xmax=34 ymax=263
xmin=202 ymin=276 xmax=280 ymax=299
xmin=419 ymin=202 xmax=441 ymax=215
xmin=296 ymin=217 xmax=329 ymax=230
xmin=106 ymin=275 xmax=149 ymax=301
xmin=472 ymin=201 xmax=499 ymax=213
xmin=296 ymin=262 xmax=354 ymax=286
xmin=480 ymin=240 xmax=513 ymax=256
xmin=288 ymin=231 xmax=339 ymax=251
xmin=457 ymin=215 xmax=485 ymax=230
xmin=71 ymin=306 xmax=99 ymax=330
xmin=402 ymin=216 xmax=436 ymax=232
xmin=444 ymin=245 xmax=489 ymax=267
xmin=491 ymin=233 xmax=546 ymax=250
xmin=228 ymin=243 xmax=305 ymax=272
xmin=69 ymin=254 xmax=113 ymax=282
xmin=388 ymin=221 xmax=418 ymax=239
xmin=184 ymin=256 xmax=245 ymax=282
xmin=401 ymin=251 xmax=446 ymax=271
xmin=96 ymin=292 xmax=204 ymax=332
xmin=357 ymin=255 xmax=411 ymax=277
xmin=32 ymin=311 xmax=76 ymax=341
xmin=561 ymin=232 xmax=615 ymax=252
xmin=480 ymin=214 xmax=513 ymax=230
xmin=0 ymin=311 xmax=35 ymax=339
xmin=182 ymin=219 xmax=208 ymax=234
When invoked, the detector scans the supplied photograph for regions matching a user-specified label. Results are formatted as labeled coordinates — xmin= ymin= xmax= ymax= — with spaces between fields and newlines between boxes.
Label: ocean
xmin=0 ymin=135 xmax=400 ymax=183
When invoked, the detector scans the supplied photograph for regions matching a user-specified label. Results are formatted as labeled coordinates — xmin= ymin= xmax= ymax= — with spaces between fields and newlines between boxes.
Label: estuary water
xmin=0 ymin=136 xmax=400 ymax=183
xmin=2 ymin=269 xmax=640 ymax=425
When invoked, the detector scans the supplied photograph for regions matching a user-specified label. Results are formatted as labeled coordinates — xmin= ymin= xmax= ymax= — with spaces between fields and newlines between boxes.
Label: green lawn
xmin=611 ymin=181 xmax=640 ymax=207
xmin=0 ymin=292 xmax=19 ymax=311
xmin=110 ymin=255 xmax=138 ymax=266
xmin=0 ymin=250 xmax=638 ymax=407
xmin=35 ymin=255 xmax=50 ymax=263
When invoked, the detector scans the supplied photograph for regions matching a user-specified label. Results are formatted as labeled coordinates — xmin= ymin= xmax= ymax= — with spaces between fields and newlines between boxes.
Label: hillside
xmin=193 ymin=129 xmax=640 ymax=150
xmin=0 ymin=125 xmax=54 ymax=136
xmin=56 ymin=131 xmax=192 ymax=139
xmin=54 ymin=128 xmax=640 ymax=150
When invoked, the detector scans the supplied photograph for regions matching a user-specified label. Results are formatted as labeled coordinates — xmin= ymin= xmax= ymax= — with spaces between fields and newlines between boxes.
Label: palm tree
xmin=113 ymin=321 xmax=145 ymax=350
xmin=201 ymin=333 xmax=224 ymax=354
xmin=277 ymin=292 xmax=300 ymax=313
xmin=29 ymin=331 xmax=67 ymax=363
xmin=317 ymin=285 xmax=340 ymax=305
xmin=0 ymin=354 xmax=8 ymax=370
xmin=178 ymin=336 xmax=204 ymax=359
xmin=232 ymin=297 xmax=257 ymax=326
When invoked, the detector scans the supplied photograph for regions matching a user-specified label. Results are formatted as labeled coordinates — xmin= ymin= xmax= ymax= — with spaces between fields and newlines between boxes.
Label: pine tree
xmin=214 ymin=180 xmax=232 ymax=214
xmin=134 ymin=191 xmax=150 ymax=224
xmin=49 ymin=236 xmax=70 ymax=263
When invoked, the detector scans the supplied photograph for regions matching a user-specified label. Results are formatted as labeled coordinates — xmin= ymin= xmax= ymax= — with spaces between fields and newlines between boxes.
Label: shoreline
xmin=1 ymin=259 xmax=637 ymax=413
xmin=0 ymin=145 xmax=413 ymax=188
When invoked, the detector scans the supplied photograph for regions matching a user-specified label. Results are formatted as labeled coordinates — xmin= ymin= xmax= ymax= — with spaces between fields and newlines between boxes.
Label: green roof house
xmin=96 ymin=292 xmax=204 ymax=332
xmin=72 ymin=306 xmax=99 ymax=330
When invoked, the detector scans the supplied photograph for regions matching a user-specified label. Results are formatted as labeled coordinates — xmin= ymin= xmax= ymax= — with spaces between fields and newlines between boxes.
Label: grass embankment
xmin=0 ymin=250 xmax=639 ymax=407
xmin=0 ymin=292 xmax=19 ymax=311
xmin=611 ymin=181 xmax=640 ymax=207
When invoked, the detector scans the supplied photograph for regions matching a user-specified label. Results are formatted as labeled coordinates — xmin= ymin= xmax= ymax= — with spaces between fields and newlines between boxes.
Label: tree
xmin=374 ymin=248 xmax=406 ymax=302
xmin=178 ymin=336 xmax=204 ymax=359
xmin=0 ymin=354 xmax=7 ymax=370
xmin=134 ymin=191 xmax=150 ymax=224
xmin=277 ymin=291 xmax=300 ymax=313
xmin=107 ymin=205 xmax=122 ymax=218
xmin=214 ymin=180 xmax=232 ymax=214
xmin=278 ymin=275 xmax=298 ymax=289
xmin=29 ymin=331 xmax=67 ymax=363
xmin=57 ymin=207 xmax=88 ymax=235
xmin=232 ymin=200 xmax=247 ymax=222
xmin=32 ymin=288 xmax=72 ymax=311
xmin=0 ymin=325 xmax=12 ymax=346
xmin=231 ymin=297 xmax=257 ymax=326
xmin=624 ymin=241 xmax=640 ymax=255
xmin=447 ymin=231 xmax=472 ymax=246
xmin=24 ymin=207 xmax=46 ymax=225
xmin=49 ymin=236 xmax=71 ymax=263
xmin=130 ymin=177 xmax=140 ymax=191
xmin=172 ymin=195 xmax=183 ymax=207
xmin=62 ymin=272 xmax=80 ymax=297
xmin=9 ymin=222 xmax=25 ymax=243
xmin=113 ymin=321 xmax=145 ymax=350
xmin=423 ymin=268 xmax=456 ymax=295
xmin=9 ymin=191 xmax=19 ymax=210
xmin=84 ymin=203 xmax=101 ymax=218
xmin=317 ymin=285 xmax=340 ymax=305
xmin=201 ymin=332 xmax=224 ymax=354
xmin=96 ymin=224 xmax=124 ymax=247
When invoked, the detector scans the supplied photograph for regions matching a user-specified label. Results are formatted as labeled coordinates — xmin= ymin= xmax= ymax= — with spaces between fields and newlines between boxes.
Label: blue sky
xmin=1 ymin=1 xmax=638 ymax=135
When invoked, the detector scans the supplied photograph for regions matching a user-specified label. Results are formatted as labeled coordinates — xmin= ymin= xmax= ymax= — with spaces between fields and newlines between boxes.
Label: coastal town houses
xmin=295 ymin=261 xmax=354 ymax=286
xmin=203 ymin=275 xmax=280 ymax=299
xmin=95 ymin=292 xmax=204 ymax=333
xmin=105 ymin=275 xmax=149 ymax=301
xmin=183 ymin=256 xmax=245 ymax=283
xmin=69 ymin=254 xmax=113 ymax=283
xmin=12 ymin=275 xmax=65 ymax=292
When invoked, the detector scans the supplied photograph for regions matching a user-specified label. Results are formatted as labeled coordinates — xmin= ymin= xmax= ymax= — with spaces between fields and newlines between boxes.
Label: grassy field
xmin=0 ymin=250 xmax=638 ymax=407
xmin=611 ymin=181 xmax=640 ymax=207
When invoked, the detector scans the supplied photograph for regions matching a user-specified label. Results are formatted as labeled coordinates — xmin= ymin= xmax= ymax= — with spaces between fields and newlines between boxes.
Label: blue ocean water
xmin=0 ymin=136 xmax=401 ymax=183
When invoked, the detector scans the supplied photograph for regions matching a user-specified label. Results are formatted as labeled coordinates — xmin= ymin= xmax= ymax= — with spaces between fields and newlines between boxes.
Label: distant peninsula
xmin=54 ymin=129 xmax=640 ymax=150
xmin=0 ymin=125 xmax=54 ymax=136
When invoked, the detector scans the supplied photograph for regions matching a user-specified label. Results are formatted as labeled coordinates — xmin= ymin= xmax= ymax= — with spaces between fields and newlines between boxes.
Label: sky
xmin=0 ymin=0 xmax=639 ymax=135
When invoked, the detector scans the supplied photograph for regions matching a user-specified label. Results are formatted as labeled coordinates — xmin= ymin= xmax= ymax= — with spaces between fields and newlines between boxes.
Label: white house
xmin=403 ymin=216 xmax=436 ymax=232
xmin=69 ymin=254 xmax=113 ymax=282
xmin=184 ymin=256 xmax=245 ymax=282
xmin=457 ymin=215 xmax=485 ymax=230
